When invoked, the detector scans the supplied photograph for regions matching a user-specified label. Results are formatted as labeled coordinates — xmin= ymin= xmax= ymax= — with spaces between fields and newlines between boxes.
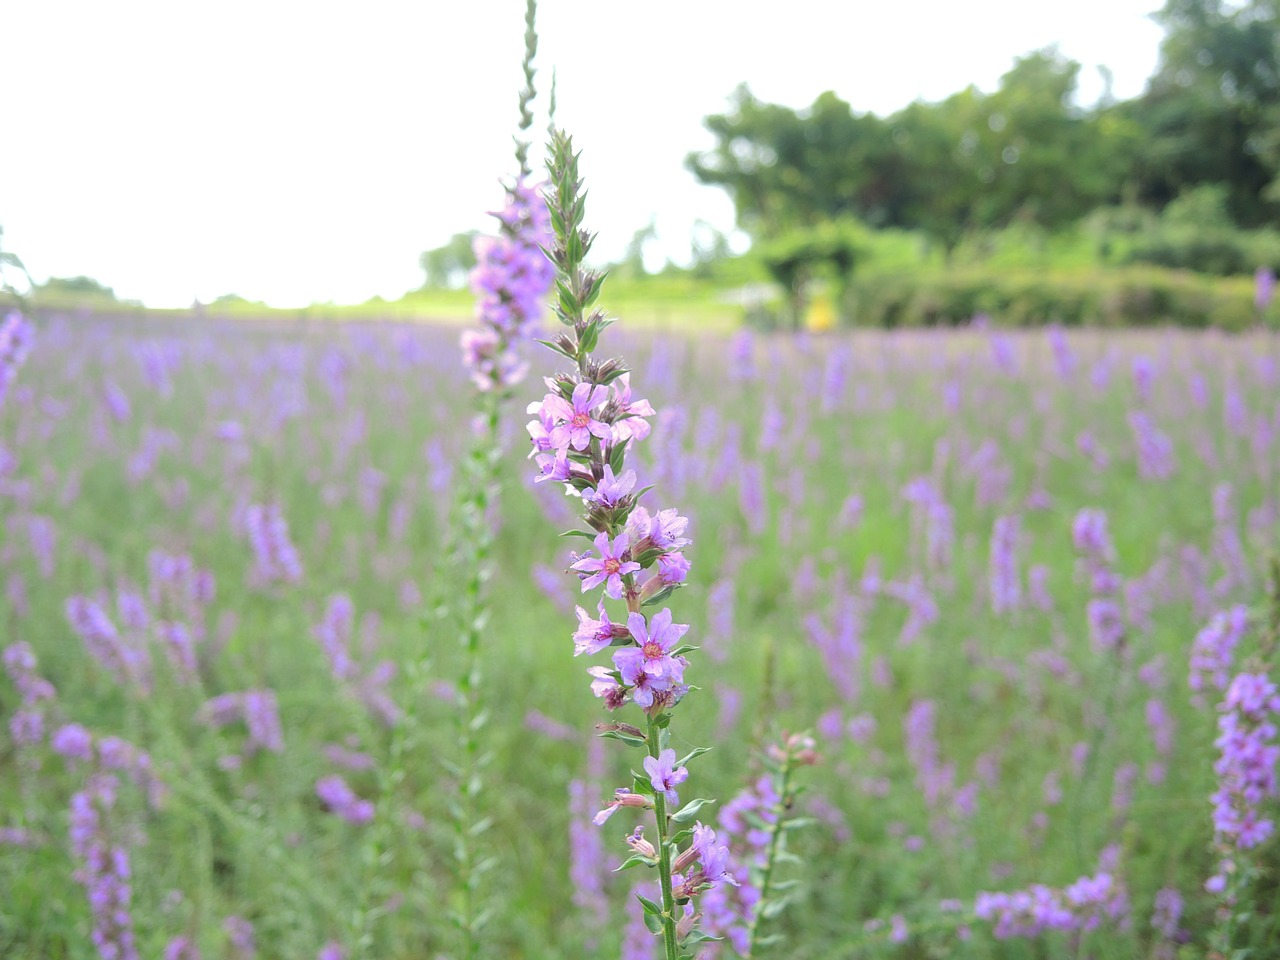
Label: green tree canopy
xmin=687 ymin=51 xmax=1138 ymax=253
xmin=1127 ymin=0 xmax=1280 ymax=225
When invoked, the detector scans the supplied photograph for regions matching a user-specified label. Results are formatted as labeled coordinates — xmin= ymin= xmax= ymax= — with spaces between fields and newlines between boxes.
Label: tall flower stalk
xmin=448 ymin=2 xmax=554 ymax=954
xmin=530 ymin=131 xmax=732 ymax=960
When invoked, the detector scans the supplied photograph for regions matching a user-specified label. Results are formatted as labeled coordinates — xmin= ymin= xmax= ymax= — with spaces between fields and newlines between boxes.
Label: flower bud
xmin=624 ymin=826 xmax=656 ymax=859
xmin=676 ymin=908 xmax=702 ymax=940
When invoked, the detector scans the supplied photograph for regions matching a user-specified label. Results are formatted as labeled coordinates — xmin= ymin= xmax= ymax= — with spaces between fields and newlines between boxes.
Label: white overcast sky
xmin=1 ymin=0 xmax=1166 ymax=308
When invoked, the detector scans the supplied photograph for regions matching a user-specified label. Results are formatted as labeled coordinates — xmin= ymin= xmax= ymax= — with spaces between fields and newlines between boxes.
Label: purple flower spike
xmin=570 ymin=532 xmax=640 ymax=599
xmin=644 ymin=748 xmax=689 ymax=806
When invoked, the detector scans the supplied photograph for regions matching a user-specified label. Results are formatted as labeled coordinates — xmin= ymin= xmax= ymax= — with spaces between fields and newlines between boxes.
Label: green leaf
xmin=641 ymin=586 xmax=675 ymax=607
xmin=613 ymin=853 xmax=656 ymax=872
xmin=598 ymin=729 xmax=647 ymax=748
xmin=782 ymin=817 xmax=817 ymax=831
xmin=682 ymin=929 xmax=723 ymax=945
xmin=676 ymin=746 xmax=711 ymax=767
xmin=559 ymin=528 xmax=597 ymax=540
xmin=761 ymin=898 xmax=790 ymax=920
xmin=555 ymin=279 xmax=578 ymax=318
xmin=636 ymin=894 xmax=663 ymax=916
xmin=599 ymin=365 xmax=630 ymax=385
xmin=643 ymin=911 xmax=664 ymax=935
xmin=581 ymin=318 xmax=600 ymax=354
xmin=535 ymin=338 xmax=575 ymax=360
xmin=631 ymin=773 xmax=654 ymax=795
xmin=671 ymin=797 xmax=716 ymax=823
xmin=608 ymin=439 xmax=627 ymax=474
xmin=669 ymin=827 xmax=694 ymax=846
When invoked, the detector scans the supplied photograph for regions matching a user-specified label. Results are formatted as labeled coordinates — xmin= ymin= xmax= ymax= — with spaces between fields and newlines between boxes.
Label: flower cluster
xmin=463 ymin=176 xmax=555 ymax=392
xmin=1208 ymin=672 xmax=1280 ymax=855
xmin=66 ymin=595 xmax=153 ymax=692
xmin=244 ymin=503 xmax=302 ymax=586
xmin=988 ymin=514 xmax=1021 ymax=614
xmin=197 ymin=689 xmax=285 ymax=759
xmin=70 ymin=773 xmax=139 ymax=960
xmin=1072 ymin=507 xmax=1127 ymax=652
xmin=313 ymin=594 xmax=400 ymax=727
xmin=974 ymin=870 xmax=1129 ymax=940
xmin=315 ymin=774 xmax=375 ymax=825
xmin=3 ymin=641 xmax=56 ymax=747
xmin=528 ymin=374 xmax=698 ymax=717
xmin=0 ymin=310 xmax=32 ymax=407
xmin=1189 ymin=605 xmax=1249 ymax=701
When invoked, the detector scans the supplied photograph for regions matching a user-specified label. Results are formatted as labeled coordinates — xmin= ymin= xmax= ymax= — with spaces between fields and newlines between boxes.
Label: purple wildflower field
xmin=1 ymin=301 xmax=1279 ymax=955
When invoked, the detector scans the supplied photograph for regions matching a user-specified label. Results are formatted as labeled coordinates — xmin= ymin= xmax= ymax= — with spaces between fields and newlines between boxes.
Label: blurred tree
xmin=419 ymin=231 xmax=480 ymax=289
xmin=689 ymin=55 xmax=1136 ymax=256
xmin=40 ymin=276 xmax=118 ymax=300
xmin=620 ymin=217 xmax=657 ymax=278
xmin=686 ymin=85 xmax=901 ymax=236
xmin=758 ymin=218 xmax=871 ymax=328
xmin=1129 ymin=0 xmax=1280 ymax=225
xmin=689 ymin=219 xmax=732 ymax=277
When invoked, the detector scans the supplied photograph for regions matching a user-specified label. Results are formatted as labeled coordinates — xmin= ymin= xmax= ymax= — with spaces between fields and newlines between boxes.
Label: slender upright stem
xmin=646 ymin=714 xmax=680 ymax=960
xmin=454 ymin=390 xmax=503 ymax=960
xmin=744 ymin=753 xmax=796 ymax=958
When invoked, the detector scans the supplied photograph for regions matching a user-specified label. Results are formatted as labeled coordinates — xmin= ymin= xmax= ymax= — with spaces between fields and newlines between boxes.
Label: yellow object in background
xmin=806 ymin=291 xmax=835 ymax=332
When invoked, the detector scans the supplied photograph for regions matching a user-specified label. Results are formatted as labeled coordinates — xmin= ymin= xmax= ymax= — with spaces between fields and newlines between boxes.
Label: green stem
xmin=646 ymin=714 xmax=680 ymax=960
xmin=744 ymin=752 xmax=795 ymax=959
xmin=454 ymin=390 xmax=503 ymax=960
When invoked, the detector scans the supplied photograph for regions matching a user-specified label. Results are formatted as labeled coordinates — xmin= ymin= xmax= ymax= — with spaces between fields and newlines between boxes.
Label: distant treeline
xmin=687 ymin=0 xmax=1280 ymax=255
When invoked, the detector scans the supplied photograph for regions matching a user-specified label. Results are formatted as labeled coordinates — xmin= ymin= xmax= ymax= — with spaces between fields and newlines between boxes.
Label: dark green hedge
xmin=844 ymin=267 xmax=1265 ymax=330
xmin=1122 ymin=227 xmax=1280 ymax=277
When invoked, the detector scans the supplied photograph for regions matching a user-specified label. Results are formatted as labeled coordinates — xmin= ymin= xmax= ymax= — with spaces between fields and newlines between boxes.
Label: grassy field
xmin=1 ymin=311 xmax=1278 ymax=957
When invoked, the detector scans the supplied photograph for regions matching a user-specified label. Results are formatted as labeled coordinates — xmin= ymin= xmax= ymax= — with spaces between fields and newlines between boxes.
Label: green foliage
xmin=687 ymin=1 xmax=1280 ymax=264
xmin=688 ymin=51 xmax=1139 ymax=253
xmin=686 ymin=85 xmax=899 ymax=236
xmin=420 ymin=231 xmax=480 ymax=289
xmin=759 ymin=218 xmax=872 ymax=327
xmin=1109 ymin=186 xmax=1280 ymax=276
xmin=846 ymin=265 xmax=1262 ymax=330
xmin=1132 ymin=0 xmax=1280 ymax=226
xmin=38 ymin=275 xmax=118 ymax=300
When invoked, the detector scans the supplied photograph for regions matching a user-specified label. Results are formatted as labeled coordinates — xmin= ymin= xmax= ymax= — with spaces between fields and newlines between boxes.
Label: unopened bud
xmin=593 ymin=789 xmax=652 ymax=825
xmin=676 ymin=908 xmax=702 ymax=940
xmin=672 ymin=844 xmax=700 ymax=874
xmin=625 ymin=826 xmax=656 ymax=859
